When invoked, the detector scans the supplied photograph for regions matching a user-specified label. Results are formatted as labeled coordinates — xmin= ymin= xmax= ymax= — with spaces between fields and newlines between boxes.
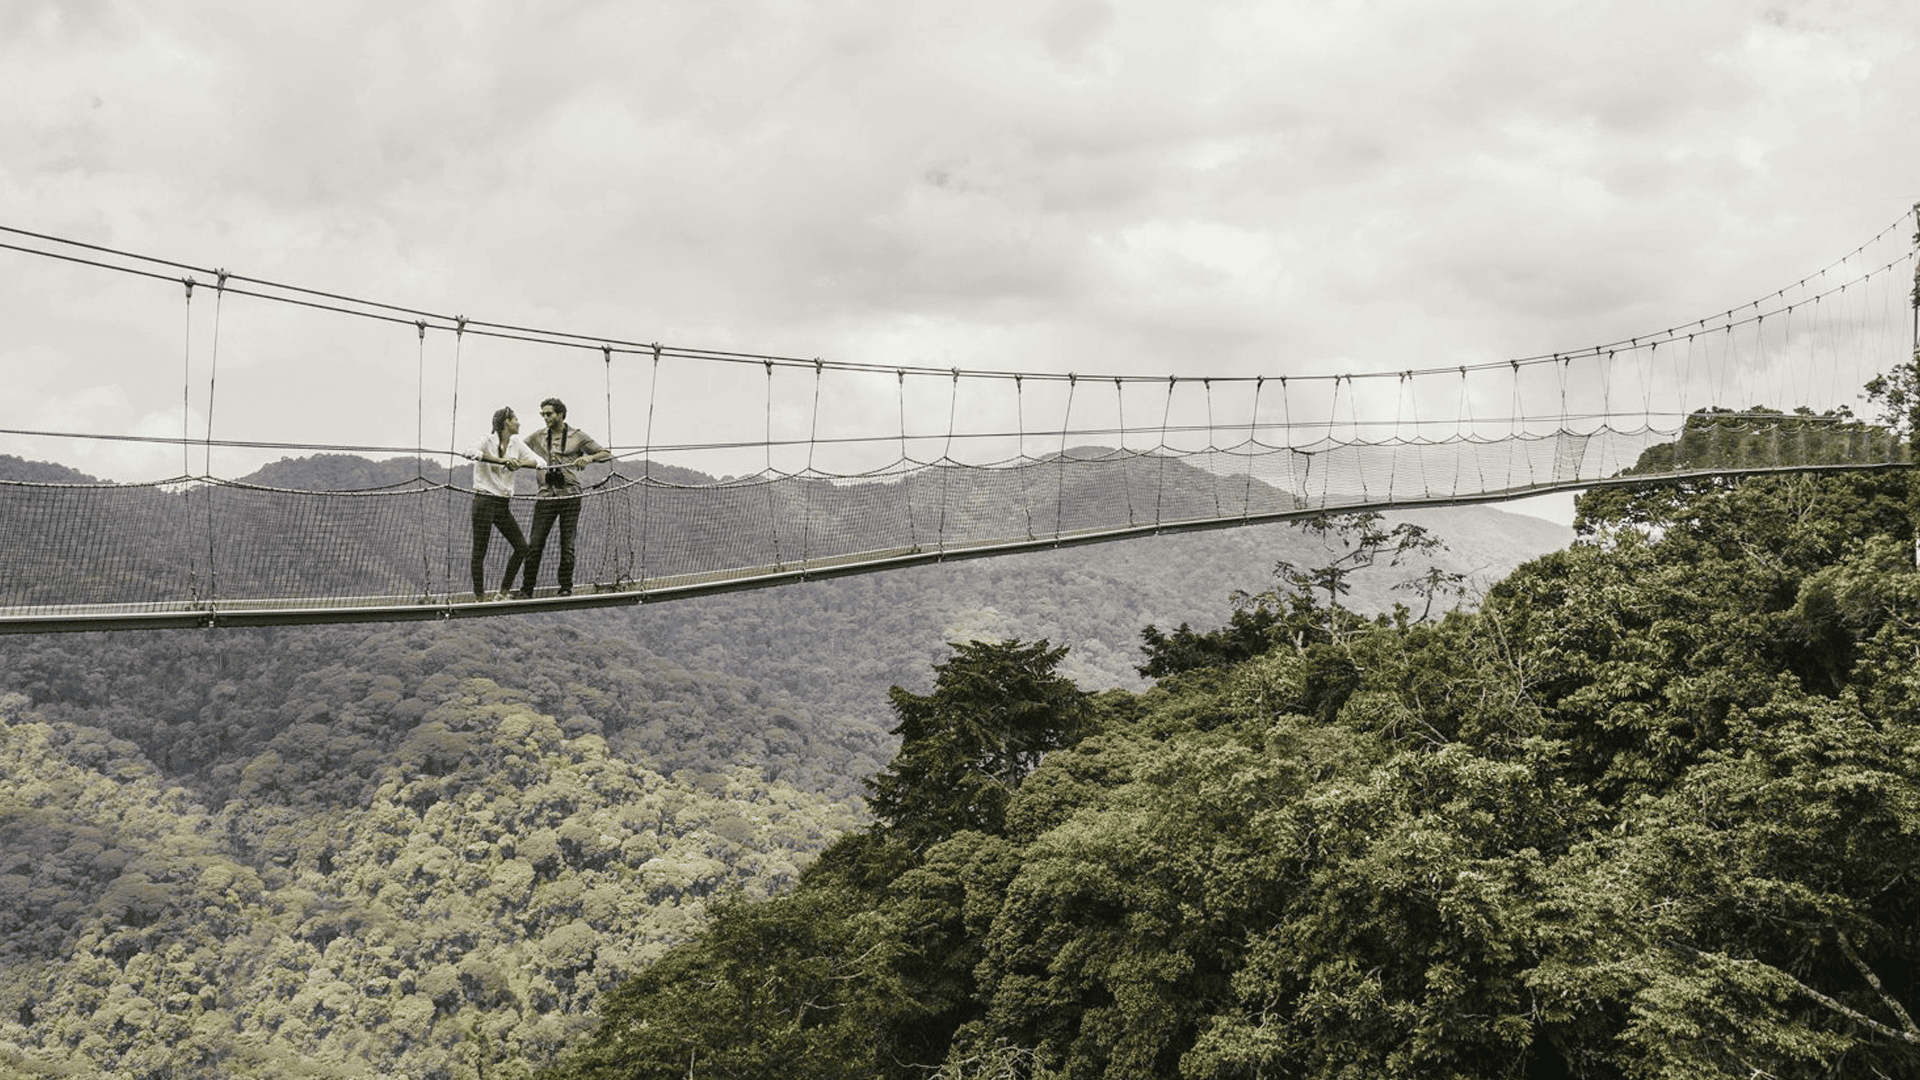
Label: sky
xmin=3 ymin=0 xmax=1917 ymax=526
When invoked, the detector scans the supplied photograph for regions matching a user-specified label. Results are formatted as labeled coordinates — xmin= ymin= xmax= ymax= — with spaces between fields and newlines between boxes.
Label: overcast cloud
xmin=3 ymin=0 xmax=1916 ymax=516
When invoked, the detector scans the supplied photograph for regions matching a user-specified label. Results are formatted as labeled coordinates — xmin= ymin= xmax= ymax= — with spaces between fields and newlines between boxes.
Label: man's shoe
xmin=556 ymin=588 xmax=573 ymax=597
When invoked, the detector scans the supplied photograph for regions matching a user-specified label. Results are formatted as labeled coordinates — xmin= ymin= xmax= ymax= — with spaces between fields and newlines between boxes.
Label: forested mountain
xmin=14 ymin=453 xmax=1920 ymax=1078
xmin=0 ymin=445 xmax=1568 ymax=1080
xmin=0 ymin=455 xmax=98 ymax=485
xmin=545 ymin=466 xmax=1920 ymax=1080
xmin=0 ymin=630 xmax=863 ymax=1079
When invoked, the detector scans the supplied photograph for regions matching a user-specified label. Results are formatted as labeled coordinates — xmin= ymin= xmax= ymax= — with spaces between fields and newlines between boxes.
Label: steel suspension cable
xmin=180 ymin=278 xmax=199 ymax=605
xmin=764 ymin=361 xmax=781 ymax=566
xmin=898 ymin=370 xmax=916 ymax=548
xmin=1459 ymin=368 xmax=1482 ymax=494
xmin=181 ymin=279 xmax=195 ymax=480
xmin=1774 ymin=303 xmax=1789 ymax=420
xmin=599 ymin=342 xmax=634 ymax=585
xmin=1599 ymin=349 xmax=1613 ymax=429
xmin=202 ymin=273 xmax=228 ymax=603
xmin=6 ymin=215 xmax=1914 ymax=392
xmin=1388 ymin=373 xmax=1406 ymax=498
xmin=1639 ymin=343 xmax=1655 ymax=428
xmin=1115 ymin=378 xmax=1135 ymax=527
xmin=937 ymin=369 xmax=958 ymax=551
xmin=601 ymin=345 xmax=614 ymax=455
xmin=804 ymin=359 xmax=823 ymax=564
xmin=1155 ymin=376 xmax=1175 ymax=525
xmin=449 ymin=320 xmax=467 ymax=468
xmin=1243 ymin=377 xmax=1262 ymax=519
xmin=1404 ymin=371 xmax=1429 ymax=498
xmin=638 ymin=344 xmax=662 ymax=583
xmin=1015 ymin=374 xmax=1033 ymax=539
xmin=1204 ymin=378 xmax=1220 ymax=519
xmin=203 ymin=271 xmax=228 ymax=479
xmin=1506 ymin=362 xmax=1522 ymax=489
xmin=1283 ymin=375 xmax=1309 ymax=504
xmin=1347 ymin=374 xmax=1370 ymax=500
xmin=1813 ymin=293 xmax=1837 ymax=414
xmin=1559 ymin=357 xmax=1571 ymax=433
xmin=415 ymin=323 xmax=433 ymax=598
xmin=443 ymin=319 xmax=467 ymax=596
xmin=1055 ymin=374 xmax=1076 ymax=537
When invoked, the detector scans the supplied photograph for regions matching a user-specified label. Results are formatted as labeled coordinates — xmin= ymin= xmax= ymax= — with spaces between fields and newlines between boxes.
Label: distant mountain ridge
xmin=231 ymin=453 xmax=718 ymax=492
xmin=0 ymin=453 xmax=105 ymax=484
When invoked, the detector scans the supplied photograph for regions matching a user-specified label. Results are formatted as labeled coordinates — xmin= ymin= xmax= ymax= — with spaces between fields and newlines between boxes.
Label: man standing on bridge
xmin=516 ymin=397 xmax=613 ymax=598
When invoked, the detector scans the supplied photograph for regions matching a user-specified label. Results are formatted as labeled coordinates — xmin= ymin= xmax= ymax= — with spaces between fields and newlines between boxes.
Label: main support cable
xmin=5 ymin=214 xmax=1912 ymax=390
xmin=1 ymin=211 xmax=1915 ymax=631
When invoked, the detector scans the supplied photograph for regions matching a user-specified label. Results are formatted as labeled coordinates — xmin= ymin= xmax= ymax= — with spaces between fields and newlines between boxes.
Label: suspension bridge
xmin=2 ymin=212 xmax=1916 ymax=634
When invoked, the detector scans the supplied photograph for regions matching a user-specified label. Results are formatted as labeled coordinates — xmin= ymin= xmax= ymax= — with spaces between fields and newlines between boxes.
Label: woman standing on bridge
xmin=464 ymin=406 xmax=541 ymax=602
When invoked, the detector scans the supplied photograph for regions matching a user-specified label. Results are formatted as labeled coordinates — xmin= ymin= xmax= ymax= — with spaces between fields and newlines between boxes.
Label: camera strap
xmin=544 ymin=424 xmax=572 ymax=492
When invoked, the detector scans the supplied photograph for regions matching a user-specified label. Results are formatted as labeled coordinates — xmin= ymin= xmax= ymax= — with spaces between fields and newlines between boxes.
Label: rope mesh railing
xmin=0 ymin=208 xmax=1916 ymax=631
xmin=0 ymin=418 xmax=1907 ymax=630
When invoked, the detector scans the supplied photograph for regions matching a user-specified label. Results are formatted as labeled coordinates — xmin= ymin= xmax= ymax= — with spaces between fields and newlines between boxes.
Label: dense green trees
xmin=548 ymin=463 xmax=1920 ymax=1080
xmin=550 ymin=641 xmax=1097 ymax=1080
xmin=866 ymin=639 xmax=1094 ymax=849
xmin=0 ymin=494 xmax=1565 ymax=1079
xmin=23 ymin=436 xmax=1917 ymax=1077
xmin=0 ymin=667 xmax=859 ymax=1079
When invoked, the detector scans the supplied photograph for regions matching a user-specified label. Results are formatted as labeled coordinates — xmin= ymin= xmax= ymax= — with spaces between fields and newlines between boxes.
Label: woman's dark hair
xmin=491 ymin=407 xmax=515 ymax=434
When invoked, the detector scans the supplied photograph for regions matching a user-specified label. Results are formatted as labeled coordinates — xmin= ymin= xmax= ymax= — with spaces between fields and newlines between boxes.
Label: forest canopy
xmin=0 ymin=493 xmax=1563 ymax=1079
xmin=549 ymin=465 xmax=1920 ymax=1080
xmin=9 ymin=425 xmax=1916 ymax=1078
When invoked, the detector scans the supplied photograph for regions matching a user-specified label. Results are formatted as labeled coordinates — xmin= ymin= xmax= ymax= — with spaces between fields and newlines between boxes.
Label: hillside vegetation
xmin=0 ymin=641 xmax=862 ymax=1079
xmin=548 ymin=466 xmax=1920 ymax=1080
xmin=0 ymin=471 xmax=1563 ymax=1078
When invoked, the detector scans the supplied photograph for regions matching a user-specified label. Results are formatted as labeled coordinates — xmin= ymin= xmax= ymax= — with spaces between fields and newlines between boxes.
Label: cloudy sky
xmin=3 ymin=0 xmax=1916 ymax=523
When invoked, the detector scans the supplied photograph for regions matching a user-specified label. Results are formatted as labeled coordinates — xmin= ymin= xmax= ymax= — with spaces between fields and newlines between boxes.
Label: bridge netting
xmin=1 ymin=211 xmax=1916 ymax=632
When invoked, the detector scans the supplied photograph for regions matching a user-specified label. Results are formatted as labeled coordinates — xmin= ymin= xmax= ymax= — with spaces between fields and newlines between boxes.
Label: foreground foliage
xmin=550 ymin=469 xmax=1920 ymax=1080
